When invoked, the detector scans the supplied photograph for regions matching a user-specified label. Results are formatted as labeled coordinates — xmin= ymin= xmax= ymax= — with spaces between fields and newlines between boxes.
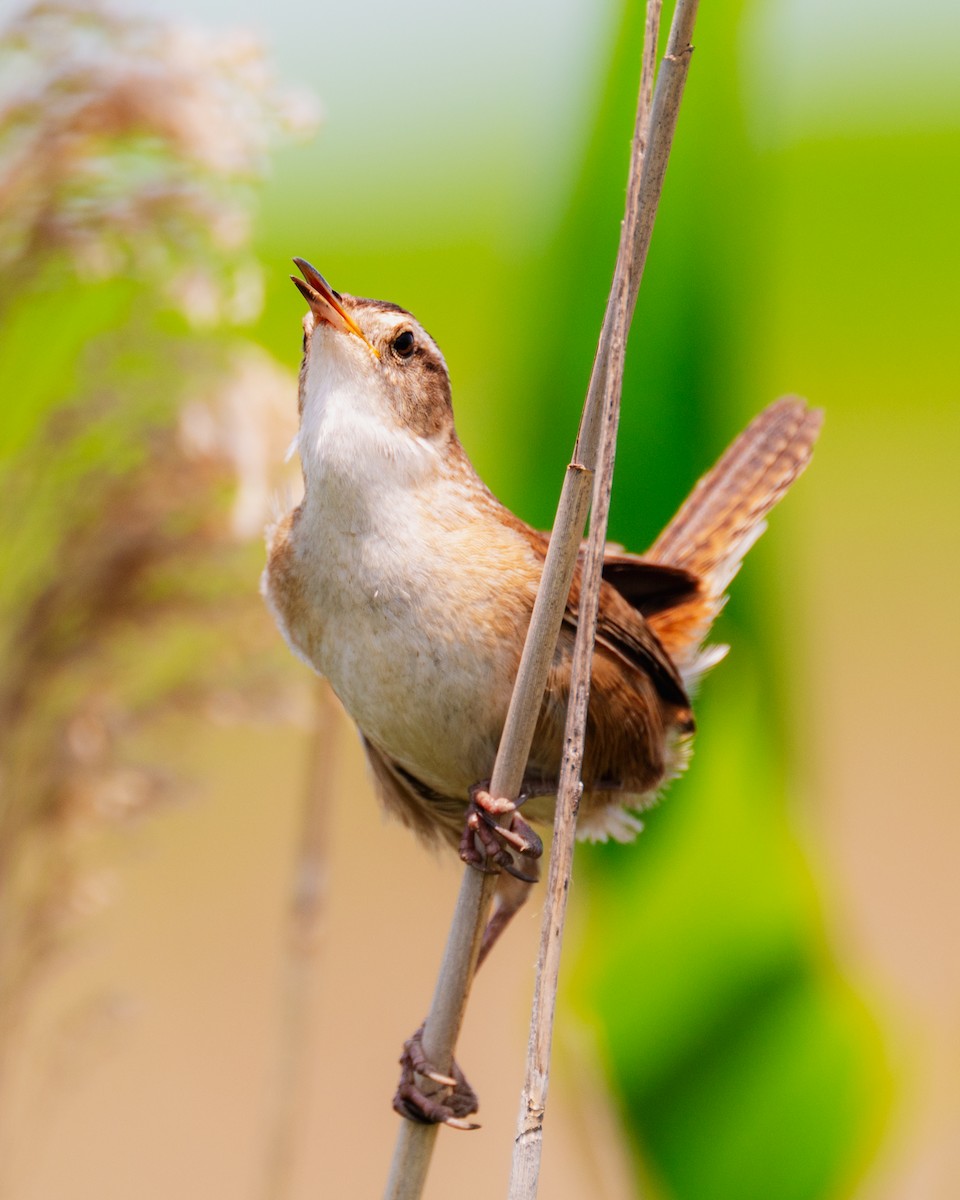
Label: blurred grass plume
xmin=0 ymin=0 xmax=314 ymax=1134
xmin=0 ymin=0 xmax=317 ymax=316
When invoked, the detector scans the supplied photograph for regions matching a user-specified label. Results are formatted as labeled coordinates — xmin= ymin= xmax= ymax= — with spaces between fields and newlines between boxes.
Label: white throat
xmin=297 ymin=337 xmax=442 ymax=529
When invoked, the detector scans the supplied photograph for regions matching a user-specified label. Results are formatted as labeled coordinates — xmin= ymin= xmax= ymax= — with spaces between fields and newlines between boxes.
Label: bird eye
xmin=392 ymin=330 xmax=415 ymax=358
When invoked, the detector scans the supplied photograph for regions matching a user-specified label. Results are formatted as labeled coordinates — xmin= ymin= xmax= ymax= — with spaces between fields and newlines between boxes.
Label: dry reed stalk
xmin=509 ymin=3 xmax=702 ymax=1193
xmin=260 ymin=680 xmax=338 ymax=1200
xmin=384 ymin=2 xmax=701 ymax=1196
xmin=0 ymin=1 xmax=315 ymax=1172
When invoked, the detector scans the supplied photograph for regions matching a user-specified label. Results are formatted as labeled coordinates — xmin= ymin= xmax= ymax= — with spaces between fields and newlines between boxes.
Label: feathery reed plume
xmin=0 ymin=0 xmax=315 ymax=1153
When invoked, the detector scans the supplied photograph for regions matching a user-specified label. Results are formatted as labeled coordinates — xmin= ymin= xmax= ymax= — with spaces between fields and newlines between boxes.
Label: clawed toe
xmin=393 ymin=1024 xmax=480 ymax=1130
xmin=460 ymin=808 xmax=512 ymax=874
xmin=468 ymin=786 xmax=517 ymax=816
xmin=491 ymin=815 xmax=543 ymax=859
xmin=459 ymin=787 xmax=544 ymax=881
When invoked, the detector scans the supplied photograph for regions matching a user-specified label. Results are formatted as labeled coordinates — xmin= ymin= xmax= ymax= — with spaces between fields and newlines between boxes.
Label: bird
xmin=263 ymin=257 xmax=822 ymax=1126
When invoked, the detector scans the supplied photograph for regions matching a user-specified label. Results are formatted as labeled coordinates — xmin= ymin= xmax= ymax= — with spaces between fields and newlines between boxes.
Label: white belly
xmin=271 ymin=487 xmax=537 ymax=796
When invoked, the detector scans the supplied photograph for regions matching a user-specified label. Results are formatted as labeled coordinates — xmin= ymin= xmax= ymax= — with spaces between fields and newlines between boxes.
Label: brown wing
xmin=504 ymin=514 xmax=694 ymax=714
xmin=493 ymin=516 xmax=693 ymax=796
xmin=565 ymin=576 xmax=691 ymax=713
xmin=599 ymin=555 xmax=700 ymax=617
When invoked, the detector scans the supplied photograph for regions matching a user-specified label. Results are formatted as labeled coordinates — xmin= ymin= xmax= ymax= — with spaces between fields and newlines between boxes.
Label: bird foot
xmin=459 ymin=785 xmax=543 ymax=882
xmin=392 ymin=1024 xmax=480 ymax=1130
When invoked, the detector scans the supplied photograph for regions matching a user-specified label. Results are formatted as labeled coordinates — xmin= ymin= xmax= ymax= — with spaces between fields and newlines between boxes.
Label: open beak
xmin=291 ymin=258 xmax=379 ymax=358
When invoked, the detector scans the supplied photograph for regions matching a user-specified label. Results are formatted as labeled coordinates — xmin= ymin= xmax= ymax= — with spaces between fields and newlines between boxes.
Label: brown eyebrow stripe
xmin=347 ymin=295 xmax=408 ymax=316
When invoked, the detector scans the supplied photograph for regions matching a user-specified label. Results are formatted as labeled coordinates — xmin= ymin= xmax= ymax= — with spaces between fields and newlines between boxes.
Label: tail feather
xmin=647 ymin=396 xmax=822 ymax=674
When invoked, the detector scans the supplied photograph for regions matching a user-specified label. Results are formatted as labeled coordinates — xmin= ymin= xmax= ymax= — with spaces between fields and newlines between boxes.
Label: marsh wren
xmin=263 ymin=259 xmax=822 ymax=1126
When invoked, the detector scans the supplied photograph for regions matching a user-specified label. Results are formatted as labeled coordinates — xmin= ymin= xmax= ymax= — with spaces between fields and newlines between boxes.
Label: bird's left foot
xmin=459 ymin=785 xmax=543 ymax=882
xmin=392 ymin=1024 xmax=480 ymax=1130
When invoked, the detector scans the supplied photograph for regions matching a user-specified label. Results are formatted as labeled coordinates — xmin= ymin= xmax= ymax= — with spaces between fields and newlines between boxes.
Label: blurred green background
xmin=1 ymin=0 xmax=957 ymax=1198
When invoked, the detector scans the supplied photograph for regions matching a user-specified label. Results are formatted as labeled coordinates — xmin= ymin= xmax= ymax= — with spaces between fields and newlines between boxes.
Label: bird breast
xmin=265 ymin=467 xmax=542 ymax=798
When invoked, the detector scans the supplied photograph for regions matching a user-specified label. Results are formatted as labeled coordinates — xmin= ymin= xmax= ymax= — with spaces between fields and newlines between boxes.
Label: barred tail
xmin=647 ymin=396 xmax=823 ymax=674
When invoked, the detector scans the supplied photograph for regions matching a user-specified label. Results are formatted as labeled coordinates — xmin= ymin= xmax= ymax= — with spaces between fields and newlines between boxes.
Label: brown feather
xmin=599 ymin=556 xmax=701 ymax=616
xmin=357 ymin=398 xmax=823 ymax=842
xmin=362 ymin=736 xmax=467 ymax=849
xmin=649 ymin=396 xmax=822 ymax=576
xmin=274 ymin=300 xmax=821 ymax=848
xmin=268 ymin=279 xmax=824 ymax=977
xmin=645 ymin=396 xmax=822 ymax=667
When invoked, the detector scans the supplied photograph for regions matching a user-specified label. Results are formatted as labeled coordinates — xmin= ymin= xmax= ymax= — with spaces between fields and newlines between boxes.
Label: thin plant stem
xmin=261 ymin=681 xmax=338 ymax=1200
xmin=383 ymin=463 xmax=594 ymax=1200
xmin=510 ymin=2 xmax=701 ymax=1195
xmin=384 ymin=2 xmax=700 ymax=1196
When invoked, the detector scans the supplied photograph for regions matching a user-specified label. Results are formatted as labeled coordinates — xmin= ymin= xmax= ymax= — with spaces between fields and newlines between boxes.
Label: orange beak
xmin=291 ymin=258 xmax=379 ymax=358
